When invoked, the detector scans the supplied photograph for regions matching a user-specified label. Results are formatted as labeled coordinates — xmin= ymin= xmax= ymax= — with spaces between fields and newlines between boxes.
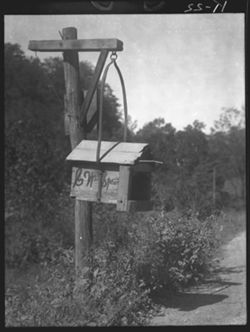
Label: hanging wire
xmin=95 ymin=51 xmax=128 ymax=201
xmin=96 ymin=51 xmax=128 ymax=163
xmin=113 ymin=60 xmax=128 ymax=141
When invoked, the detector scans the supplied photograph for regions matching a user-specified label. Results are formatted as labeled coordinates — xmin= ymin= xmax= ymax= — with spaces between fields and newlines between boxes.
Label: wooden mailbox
xmin=66 ymin=140 xmax=157 ymax=212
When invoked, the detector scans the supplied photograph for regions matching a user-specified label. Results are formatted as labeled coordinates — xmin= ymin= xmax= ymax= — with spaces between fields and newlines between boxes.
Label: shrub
xmin=5 ymin=204 xmax=221 ymax=326
xmin=96 ymin=208 xmax=220 ymax=294
xmin=5 ymin=245 xmax=152 ymax=327
xmin=134 ymin=212 xmax=220 ymax=292
xmin=92 ymin=206 xmax=220 ymax=293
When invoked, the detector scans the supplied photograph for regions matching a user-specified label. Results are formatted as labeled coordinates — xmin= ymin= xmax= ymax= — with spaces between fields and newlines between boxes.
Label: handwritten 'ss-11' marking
xmin=212 ymin=0 xmax=228 ymax=12
xmin=184 ymin=1 xmax=227 ymax=13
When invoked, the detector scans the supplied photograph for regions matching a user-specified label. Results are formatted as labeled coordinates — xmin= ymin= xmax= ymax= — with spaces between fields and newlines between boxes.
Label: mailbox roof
xmin=66 ymin=140 xmax=149 ymax=165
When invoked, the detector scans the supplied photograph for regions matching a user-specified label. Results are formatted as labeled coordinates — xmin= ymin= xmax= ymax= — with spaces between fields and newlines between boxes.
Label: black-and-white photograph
xmin=4 ymin=1 xmax=246 ymax=327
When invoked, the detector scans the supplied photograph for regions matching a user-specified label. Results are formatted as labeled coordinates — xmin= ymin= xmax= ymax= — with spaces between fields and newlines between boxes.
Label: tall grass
xmin=5 ymin=204 xmax=224 ymax=326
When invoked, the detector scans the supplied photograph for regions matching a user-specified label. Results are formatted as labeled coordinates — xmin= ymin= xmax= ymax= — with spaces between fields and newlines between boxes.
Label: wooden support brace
xmin=84 ymin=88 xmax=98 ymax=132
xmin=87 ymin=111 xmax=99 ymax=133
xmin=64 ymin=94 xmax=70 ymax=135
xmin=80 ymin=50 xmax=108 ymax=126
xmin=28 ymin=38 xmax=123 ymax=52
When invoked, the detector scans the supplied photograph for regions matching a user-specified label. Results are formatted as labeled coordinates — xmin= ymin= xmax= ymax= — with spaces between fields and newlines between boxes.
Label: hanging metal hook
xmin=110 ymin=51 xmax=118 ymax=61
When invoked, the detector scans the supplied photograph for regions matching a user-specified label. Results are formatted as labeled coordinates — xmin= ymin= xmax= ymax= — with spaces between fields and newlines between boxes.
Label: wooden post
xmin=62 ymin=27 xmax=93 ymax=277
xmin=28 ymin=32 xmax=124 ymax=278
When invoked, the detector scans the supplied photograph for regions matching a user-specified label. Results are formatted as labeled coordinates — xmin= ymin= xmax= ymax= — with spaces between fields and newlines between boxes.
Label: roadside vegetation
xmin=5 ymin=43 xmax=245 ymax=326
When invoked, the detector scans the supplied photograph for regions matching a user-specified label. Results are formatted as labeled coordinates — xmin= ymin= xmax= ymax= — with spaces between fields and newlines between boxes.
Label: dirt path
xmin=150 ymin=231 xmax=246 ymax=325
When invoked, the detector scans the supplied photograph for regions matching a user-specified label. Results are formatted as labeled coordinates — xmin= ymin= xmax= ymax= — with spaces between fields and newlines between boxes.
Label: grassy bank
xmin=5 ymin=207 xmax=245 ymax=326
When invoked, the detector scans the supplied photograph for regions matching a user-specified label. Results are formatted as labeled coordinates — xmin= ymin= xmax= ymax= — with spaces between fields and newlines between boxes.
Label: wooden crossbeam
xmin=28 ymin=38 xmax=123 ymax=52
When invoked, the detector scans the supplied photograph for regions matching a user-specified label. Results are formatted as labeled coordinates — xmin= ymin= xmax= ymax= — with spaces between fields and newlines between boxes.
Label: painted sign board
xmin=70 ymin=167 xmax=120 ymax=203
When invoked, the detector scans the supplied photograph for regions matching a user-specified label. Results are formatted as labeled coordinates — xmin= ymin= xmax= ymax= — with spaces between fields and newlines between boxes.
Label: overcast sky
xmin=4 ymin=14 xmax=244 ymax=133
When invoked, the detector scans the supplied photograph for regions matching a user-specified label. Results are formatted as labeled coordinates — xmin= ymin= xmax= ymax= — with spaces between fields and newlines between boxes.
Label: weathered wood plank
xmin=67 ymin=140 xmax=148 ymax=153
xmin=117 ymin=166 xmax=131 ymax=211
xmin=67 ymin=150 xmax=143 ymax=165
xmin=70 ymin=167 xmax=120 ymax=203
xmin=28 ymin=38 xmax=123 ymax=52
xmin=68 ymin=160 xmax=119 ymax=171
xmin=66 ymin=140 xmax=148 ymax=164
xmin=62 ymin=27 xmax=92 ymax=277
xmin=75 ymin=196 xmax=117 ymax=204
xmin=64 ymin=94 xmax=70 ymax=135
xmin=63 ymin=31 xmax=83 ymax=148
xmin=86 ymin=110 xmax=98 ymax=133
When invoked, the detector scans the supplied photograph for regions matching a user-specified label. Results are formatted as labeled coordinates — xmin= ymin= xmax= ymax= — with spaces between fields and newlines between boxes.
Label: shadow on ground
xmin=151 ymin=272 xmax=242 ymax=312
xmin=152 ymin=291 xmax=229 ymax=312
xmin=151 ymin=262 xmax=245 ymax=312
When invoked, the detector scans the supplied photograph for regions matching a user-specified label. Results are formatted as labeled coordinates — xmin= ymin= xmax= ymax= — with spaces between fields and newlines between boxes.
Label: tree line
xmin=5 ymin=43 xmax=245 ymax=221
xmin=136 ymin=111 xmax=245 ymax=217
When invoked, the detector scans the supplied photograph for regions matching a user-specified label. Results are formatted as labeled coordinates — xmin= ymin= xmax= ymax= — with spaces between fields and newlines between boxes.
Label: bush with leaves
xmin=5 ymin=204 xmax=221 ymax=326
xmin=137 ymin=212 xmax=220 ymax=292
xmin=97 ymin=208 xmax=221 ymax=294
xmin=91 ymin=206 xmax=221 ymax=294
xmin=5 ymin=244 xmax=152 ymax=327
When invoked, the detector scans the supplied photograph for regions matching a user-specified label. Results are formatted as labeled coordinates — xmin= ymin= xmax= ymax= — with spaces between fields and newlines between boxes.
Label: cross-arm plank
xmin=28 ymin=38 xmax=123 ymax=52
